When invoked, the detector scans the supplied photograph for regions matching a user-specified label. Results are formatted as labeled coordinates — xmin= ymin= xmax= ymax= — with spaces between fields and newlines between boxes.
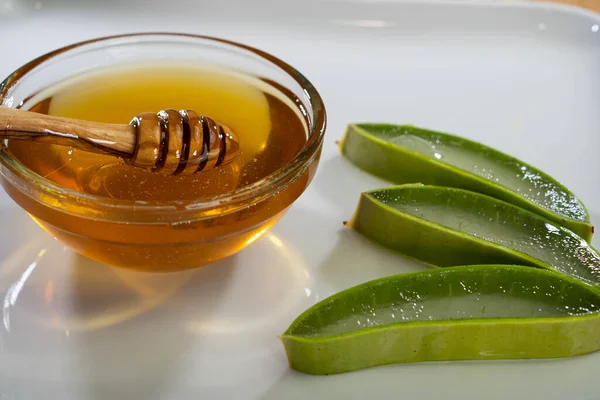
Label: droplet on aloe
xmin=339 ymin=123 xmax=593 ymax=242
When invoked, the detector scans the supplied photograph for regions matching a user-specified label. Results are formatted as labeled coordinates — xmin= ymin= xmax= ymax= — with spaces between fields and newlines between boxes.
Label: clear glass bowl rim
xmin=0 ymin=32 xmax=327 ymax=221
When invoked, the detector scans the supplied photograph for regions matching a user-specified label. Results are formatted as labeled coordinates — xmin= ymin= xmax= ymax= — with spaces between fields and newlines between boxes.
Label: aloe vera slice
xmin=349 ymin=184 xmax=600 ymax=286
xmin=340 ymin=124 xmax=593 ymax=242
xmin=281 ymin=265 xmax=600 ymax=375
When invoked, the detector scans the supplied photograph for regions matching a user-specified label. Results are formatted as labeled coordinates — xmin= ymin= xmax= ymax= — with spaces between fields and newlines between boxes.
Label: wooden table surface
xmin=537 ymin=0 xmax=600 ymax=12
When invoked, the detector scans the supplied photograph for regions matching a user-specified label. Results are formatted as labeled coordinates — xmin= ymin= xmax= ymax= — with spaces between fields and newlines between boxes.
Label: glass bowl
xmin=0 ymin=33 xmax=326 ymax=272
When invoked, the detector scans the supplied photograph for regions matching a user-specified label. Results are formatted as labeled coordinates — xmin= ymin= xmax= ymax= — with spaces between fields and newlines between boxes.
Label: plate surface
xmin=1 ymin=1 xmax=600 ymax=399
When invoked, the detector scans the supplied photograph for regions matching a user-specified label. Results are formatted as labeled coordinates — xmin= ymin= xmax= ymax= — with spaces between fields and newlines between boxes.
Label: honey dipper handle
xmin=0 ymin=106 xmax=136 ymax=156
xmin=0 ymin=106 xmax=241 ymax=176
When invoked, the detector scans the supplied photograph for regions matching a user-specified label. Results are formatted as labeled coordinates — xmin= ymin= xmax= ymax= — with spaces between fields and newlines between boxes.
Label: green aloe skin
xmin=349 ymin=185 xmax=600 ymax=287
xmin=281 ymin=124 xmax=600 ymax=375
xmin=340 ymin=124 xmax=593 ymax=242
xmin=281 ymin=266 xmax=600 ymax=375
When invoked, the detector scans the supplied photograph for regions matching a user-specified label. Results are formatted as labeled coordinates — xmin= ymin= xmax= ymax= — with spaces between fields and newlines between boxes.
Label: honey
xmin=4 ymin=63 xmax=315 ymax=271
xmin=10 ymin=64 xmax=307 ymax=200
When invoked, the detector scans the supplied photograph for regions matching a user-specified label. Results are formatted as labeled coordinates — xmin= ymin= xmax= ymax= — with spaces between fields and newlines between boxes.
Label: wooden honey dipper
xmin=0 ymin=106 xmax=240 ymax=175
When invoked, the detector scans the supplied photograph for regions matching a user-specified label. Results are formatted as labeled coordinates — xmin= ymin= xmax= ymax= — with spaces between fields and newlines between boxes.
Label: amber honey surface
xmin=6 ymin=64 xmax=312 ymax=271
xmin=10 ymin=64 xmax=307 ymax=201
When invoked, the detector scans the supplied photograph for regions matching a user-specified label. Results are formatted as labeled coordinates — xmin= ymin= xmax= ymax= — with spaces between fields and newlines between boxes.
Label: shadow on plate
xmin=257 ymin=356 xmax=600 ymax=400
xmin=0 ymin=205 xmax=45 ymax=263
xmin=0 ymin=217 xmax=316 ymax=399
xmin=310 ymin=154 xmax=389 ymax=214
xmin=316 ymin=227 xmax=425 ymax=294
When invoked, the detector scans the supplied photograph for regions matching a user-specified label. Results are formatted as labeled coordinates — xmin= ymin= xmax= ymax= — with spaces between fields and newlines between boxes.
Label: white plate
xmin=1 ymin=0 xmax=600 ymax=399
